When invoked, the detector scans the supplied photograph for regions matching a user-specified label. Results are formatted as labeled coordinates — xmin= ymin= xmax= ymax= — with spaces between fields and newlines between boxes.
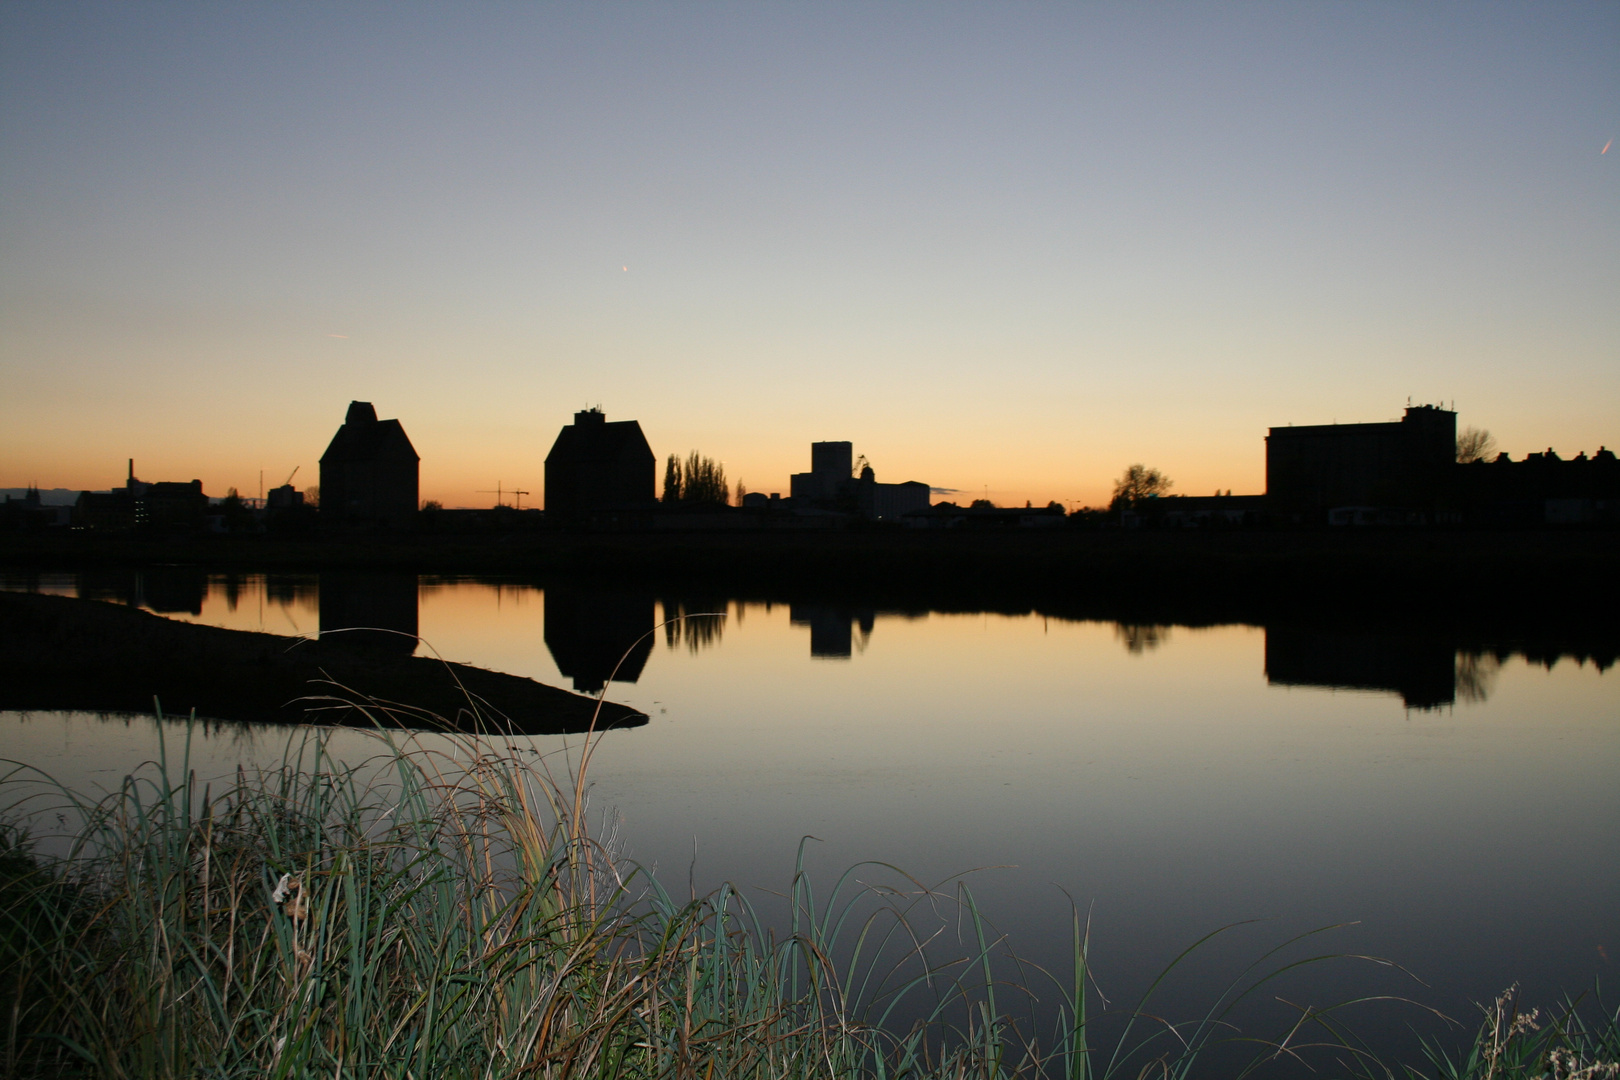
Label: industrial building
xmin=319 ymin=401 xmax=421 ymax=527
xmin=543 ymin=408 xmax=656 ymax=519
xmin=1266 ymin=404 xmax=1457 ymax=521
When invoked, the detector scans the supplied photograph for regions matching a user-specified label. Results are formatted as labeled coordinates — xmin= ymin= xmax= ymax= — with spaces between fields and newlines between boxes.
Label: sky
xmin=2 ymin=3 xmax=1615 ymax=509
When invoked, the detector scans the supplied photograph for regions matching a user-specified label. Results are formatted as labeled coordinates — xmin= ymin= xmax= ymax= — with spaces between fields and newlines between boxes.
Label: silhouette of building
xmin=138 ymin=480 xmax=208 ymax=528
xmin=1266 ymin=404 xmax=1456 ymax=521
xmin=855 ymin=465 xmax=932 ymax=521
xmin=1 ymin=486 xmax=70 ymax=531
xmin=789 ymin=442 xmax=932 ymax=520
xmin=73 ymin=459 xmax=207 ymax=531
xmin=543 ymin=408 xmax=656 ymax=519
xmin=266 ymin=484 xmax=304 ymax=511
xmin=791 ymin=441 xmax=853 ymax=503
xmin=319 ymin=402 xmax=420 ymax=527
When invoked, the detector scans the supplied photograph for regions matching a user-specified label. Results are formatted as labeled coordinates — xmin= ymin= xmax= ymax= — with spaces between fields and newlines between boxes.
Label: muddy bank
xmin=0 ymin=591 xmax=645 ymax=734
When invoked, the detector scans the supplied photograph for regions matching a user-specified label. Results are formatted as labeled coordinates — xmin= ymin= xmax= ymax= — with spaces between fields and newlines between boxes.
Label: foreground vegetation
xmin=1 ymin=708 xmax=1615 ymax=1079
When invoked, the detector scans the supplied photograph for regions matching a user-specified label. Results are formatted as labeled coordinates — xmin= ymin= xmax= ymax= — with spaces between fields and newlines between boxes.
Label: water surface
xmin=3 ymin=569 xmax=1615 ymax=1061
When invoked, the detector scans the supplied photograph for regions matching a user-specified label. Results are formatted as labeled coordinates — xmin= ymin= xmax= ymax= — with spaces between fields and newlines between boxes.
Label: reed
xmin=1 ymin=704 xmax=1612 ymax=1079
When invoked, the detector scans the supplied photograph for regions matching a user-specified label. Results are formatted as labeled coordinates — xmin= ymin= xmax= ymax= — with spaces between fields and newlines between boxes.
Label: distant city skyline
xmin=2 ymin=3 xmax=1615 ymax=508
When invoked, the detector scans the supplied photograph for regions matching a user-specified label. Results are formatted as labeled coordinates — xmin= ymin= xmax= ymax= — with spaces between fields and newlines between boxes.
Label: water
xmin=3 ymin=568 xmax=1616 ymax=1064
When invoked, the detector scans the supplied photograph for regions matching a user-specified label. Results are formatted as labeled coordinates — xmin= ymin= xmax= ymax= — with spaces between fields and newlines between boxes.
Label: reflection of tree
xmin=265 ymin=574 xmax=318 ymax=607
xmin=661 ymin=599 xmax=727 ymax=652
xmin=1455 ymin=651 xmax=1501 ymax=703
xmin=1114 ymin=623 xmax=1172 ymax=654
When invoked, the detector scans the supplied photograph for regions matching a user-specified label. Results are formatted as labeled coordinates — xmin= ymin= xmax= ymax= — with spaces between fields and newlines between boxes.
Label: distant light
xmin=328 ymin=333 xmax=349 ymax=339
xmin=623 ymin=266 xmax=628 ymax=271
xmin=1604 ymin=140 xmax=1613 ymax=155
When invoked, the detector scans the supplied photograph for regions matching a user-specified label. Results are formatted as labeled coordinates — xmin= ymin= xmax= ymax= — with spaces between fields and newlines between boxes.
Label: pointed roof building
xmin=319 ymin=401 xmax=420 ymax=527
xmin=544 ymin=408 xmax=655 ymax=519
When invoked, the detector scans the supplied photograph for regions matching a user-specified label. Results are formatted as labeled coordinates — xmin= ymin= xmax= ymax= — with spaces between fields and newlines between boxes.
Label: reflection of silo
xmin=544 ymin=588 xmax=654 ymax=693
xmin=790 ymin=604 xmax=852 ymax=659
xmin=319 ymin=572 xmax=419 ymax=656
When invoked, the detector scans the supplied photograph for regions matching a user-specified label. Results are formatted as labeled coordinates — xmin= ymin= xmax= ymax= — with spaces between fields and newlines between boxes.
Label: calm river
xmin=3 ymin=568 xmax=1616 ymax=1063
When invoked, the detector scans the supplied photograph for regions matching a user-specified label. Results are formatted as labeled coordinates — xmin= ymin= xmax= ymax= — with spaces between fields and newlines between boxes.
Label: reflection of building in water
xmin=544 ymin=589 xmax=654 ymax=693
xmin=1264 ymin=625 xmax=1459 ymax=709
xmin=74 ymin=567 xmax=207 ymax=615
xmin=319 ymin=572 xmax=419 ymax=657
xmin=790 ymin=604 xmax=875 ymax=659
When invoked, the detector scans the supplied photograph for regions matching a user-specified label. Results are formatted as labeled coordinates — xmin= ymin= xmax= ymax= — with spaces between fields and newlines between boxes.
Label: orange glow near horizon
xmin=1 ymin=6 xmax=1614 ymax=511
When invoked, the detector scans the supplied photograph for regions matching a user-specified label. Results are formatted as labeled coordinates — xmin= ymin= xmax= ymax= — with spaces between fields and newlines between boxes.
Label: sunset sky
xmin=2 ymin=3 xmax=1615 ymax=509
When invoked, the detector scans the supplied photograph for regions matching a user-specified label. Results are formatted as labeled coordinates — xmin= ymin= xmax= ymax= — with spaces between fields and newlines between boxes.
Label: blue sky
xmin=3 ymin=2 xmax=1615 ymax=505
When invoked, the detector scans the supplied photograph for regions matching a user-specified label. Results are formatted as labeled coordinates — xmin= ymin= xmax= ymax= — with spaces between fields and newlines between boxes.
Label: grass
xmin=1 ymin=701 xmax=1615 ymax=1080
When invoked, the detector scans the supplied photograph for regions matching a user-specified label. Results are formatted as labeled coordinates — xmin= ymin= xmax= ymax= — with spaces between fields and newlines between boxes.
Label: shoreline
xmin=3 ymin=527 xmax=1616 ymax=624
xmin=0 ymin=590 xmax=645 ymax=734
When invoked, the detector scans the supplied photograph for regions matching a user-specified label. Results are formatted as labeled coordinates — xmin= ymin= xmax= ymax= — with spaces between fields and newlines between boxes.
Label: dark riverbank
xmin=3 ymin=527 xmax=1616 ymax=626
xmin=0 ymin=591 xmax=645 ymax=733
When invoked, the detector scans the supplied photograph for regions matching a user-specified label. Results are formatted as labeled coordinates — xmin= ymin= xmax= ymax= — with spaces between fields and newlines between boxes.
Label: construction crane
xmin=283 ymin=465 xmax=299 ymax=487
xmin=478 ymin=482 xmax=531 ymax=509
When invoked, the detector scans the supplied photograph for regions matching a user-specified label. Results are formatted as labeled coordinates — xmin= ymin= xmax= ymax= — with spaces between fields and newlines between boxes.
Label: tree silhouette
xmin=1110 ymin=464 xmax=1172 ymax=511
xmin=662 ymin=455 xmax=683 ymax=504
xmin=680 ymin=451 xmax=728 ymax=505
xmin=1456 ymin=426 xmax=1497 ymax=463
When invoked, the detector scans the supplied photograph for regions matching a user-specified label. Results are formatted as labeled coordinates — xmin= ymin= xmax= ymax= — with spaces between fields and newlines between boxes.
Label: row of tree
xmin=662 ymin=451 xmax=729 ymax=506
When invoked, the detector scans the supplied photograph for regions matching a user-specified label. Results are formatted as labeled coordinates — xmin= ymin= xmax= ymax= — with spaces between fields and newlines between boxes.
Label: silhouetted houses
xmin=319 ymin=402 xmax=420 ymax=528
xmin=543 ymin=408 xmax=656 ymax=519
xmin=1456 ymin=446 xmax=1619 ymax=526
xmin=1266 ymin=404 xmax=1456 ymax=522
